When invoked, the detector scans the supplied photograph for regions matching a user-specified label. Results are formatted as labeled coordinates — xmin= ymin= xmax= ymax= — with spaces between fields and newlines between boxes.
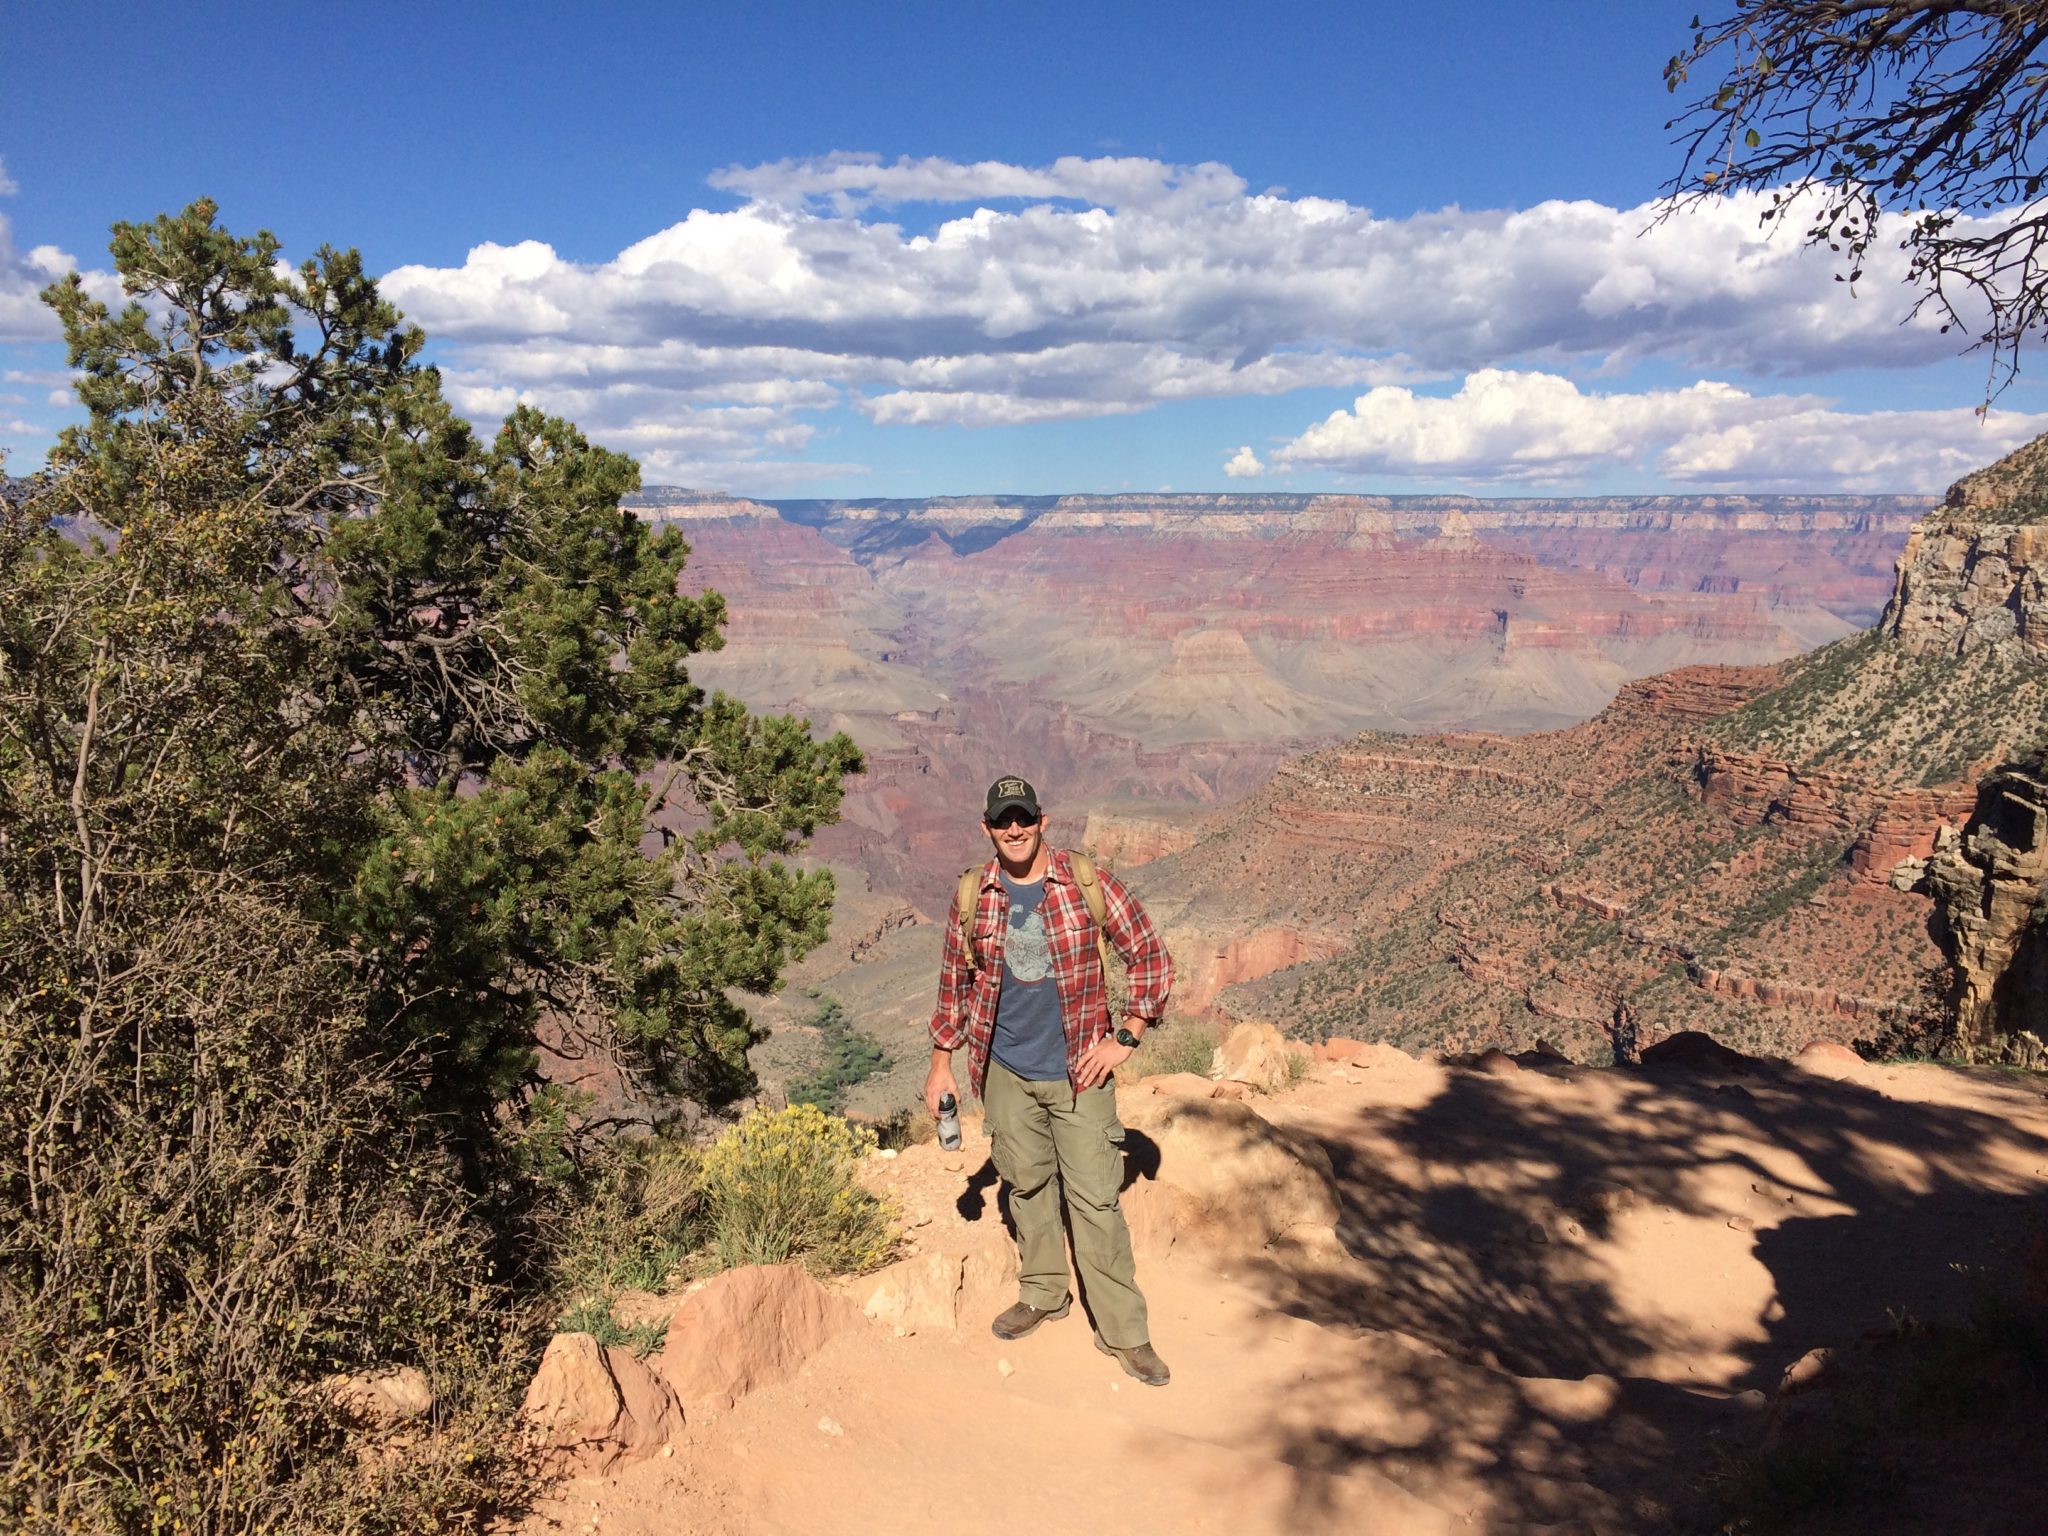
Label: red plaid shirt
xmin=930 ymin=847 xmax=1174 ymax=1100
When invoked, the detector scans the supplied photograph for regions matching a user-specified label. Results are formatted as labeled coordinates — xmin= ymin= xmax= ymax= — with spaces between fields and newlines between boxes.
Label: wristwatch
xmin=1112 ymin=1025 xmax=1142 ymax=1049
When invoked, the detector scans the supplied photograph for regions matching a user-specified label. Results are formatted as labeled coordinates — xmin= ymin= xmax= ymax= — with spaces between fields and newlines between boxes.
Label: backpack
xmin=956 ymin=851 xmax=1118 ymax=988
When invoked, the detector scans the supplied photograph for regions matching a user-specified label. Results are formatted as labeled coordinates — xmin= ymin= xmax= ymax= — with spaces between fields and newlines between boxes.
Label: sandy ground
xmin=519 ymin=1048 xmax=2048 ymax=1536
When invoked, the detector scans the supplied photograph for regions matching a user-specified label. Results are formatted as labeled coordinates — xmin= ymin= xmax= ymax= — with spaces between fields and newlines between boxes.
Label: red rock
xmin=1640 ymin=1031 xmax=1751 ymax=1073
xmin=1471 ymin=1048 xmax=1521 ymax=1076
xmin=1211 ymin=1020 xmax=1294 ymax=1092
xmin=855 ymin=1252 xmax=962 ymax=1335
xmin=521 ymin=1332 xmax=680 ymax=1475
xmin=648 ymin=1265 xmax=859 ymax=1409
xmin=1117 ymin=1093 xmax=1340 ymax=1256
xmin=1794 ymin=1040 xmax=1865 ymax=1075
xmin=1777 ymin=1346 xmax=1835 ymax=1398
xmin=1145 ymin=1071 xmax=1222 ymax=1098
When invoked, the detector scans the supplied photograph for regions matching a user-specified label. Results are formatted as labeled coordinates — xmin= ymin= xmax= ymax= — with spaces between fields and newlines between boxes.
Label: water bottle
xmin=936 ymin=1092 xmax=962 ymax=1151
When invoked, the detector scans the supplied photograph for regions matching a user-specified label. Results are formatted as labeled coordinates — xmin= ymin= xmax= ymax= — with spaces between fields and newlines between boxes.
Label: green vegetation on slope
xmin=787 ymin=994 xmax=892 ymax=1111
xmin=1714 ymin=629 xmax=2048 ymax=785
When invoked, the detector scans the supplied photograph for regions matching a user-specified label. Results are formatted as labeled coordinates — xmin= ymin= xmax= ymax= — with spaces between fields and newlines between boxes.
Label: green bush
xmin=544 ymin=1137 xmax=705 ymax=1356
xmin=0 ymin=199 xmax=863 ymax=1531
xmin=0 ymin=891 xmax=535 ymax=1533
xmin=1132 ymin=1020 xmax=1222 ymax=1079
xmin=698 ymin=1105 xmax=896 ymax=1276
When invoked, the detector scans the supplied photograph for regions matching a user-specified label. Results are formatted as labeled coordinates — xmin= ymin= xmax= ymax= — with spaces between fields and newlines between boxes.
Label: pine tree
xmin=0 ymin=198 xmax=864 ymax=1528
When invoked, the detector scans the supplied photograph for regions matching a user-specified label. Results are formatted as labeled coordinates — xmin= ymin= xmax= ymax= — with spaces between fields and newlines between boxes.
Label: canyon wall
xmin=1928 ymin=760 xmax=2048 ymax=1053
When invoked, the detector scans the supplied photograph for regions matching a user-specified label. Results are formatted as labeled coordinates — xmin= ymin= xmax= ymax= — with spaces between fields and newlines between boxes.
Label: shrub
xmin=544 ymin=1137 xmax=704 ymax=1356
xmin=0 ymin=889 xmax=535 ymax=1534
xmin=698 ymin=1105 xmax=896 ymax=1276
xmin=1132 ymin=1020 xmax=1223 ymax=1079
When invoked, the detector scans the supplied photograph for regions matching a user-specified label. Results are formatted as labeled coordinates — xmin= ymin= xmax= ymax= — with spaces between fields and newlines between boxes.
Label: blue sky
xmin=4 ymin=1 xmax=2041 ymax=497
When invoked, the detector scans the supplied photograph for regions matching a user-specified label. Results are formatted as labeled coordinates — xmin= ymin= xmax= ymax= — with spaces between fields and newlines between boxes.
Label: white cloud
xmin=1223 ymin=445 xmax=1265 ymax=478
xmin=0 ymin=216 xmax=117 ymax=345
xmin=46 ymin=387 xmax=71 ymax=407
xmin=1269 ymin=367 xmax=2048 ymax=491
xmin=0 ymin=157 xmax=17 ymax=197
xmin=376 ymin=153 xmax=2003 ymax=487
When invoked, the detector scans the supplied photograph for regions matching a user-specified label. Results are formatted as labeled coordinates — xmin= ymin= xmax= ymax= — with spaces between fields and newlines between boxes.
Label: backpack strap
xmin=955 ymin=865 xmax=983 ymax=971
xmin=1063 ymin=851 xmax=1117 ymax=978
xmin=954 ymin=853 xmax=1118 ymax=978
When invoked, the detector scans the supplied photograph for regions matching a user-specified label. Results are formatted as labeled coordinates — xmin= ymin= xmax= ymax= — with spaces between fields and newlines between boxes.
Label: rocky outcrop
xmin=1690 ymin=967 xmax=1909 ymax=1026
xmin=1603 ymin=665 xmax=1782 ymax=722
xmin=1080 ymin=810 xmax=1200 ymax=868
xmin=848 ymin=906 xmax=920 ymax=963
xmin=1208 ymin=1019 xmax=1308 ymax=1093
xmin=1927 ymin=758 xmax=2048 ymax=1052
xmin=321 ymin=1366 xmax=435 ymax=1432
xmin=1692 ymin=747 xmax=1975 ymax=881
xmin=854 ymin=1252 xmax=964 ymax=1335
xmin=521 ymin=1333 xmax=681 ymax=1475
xmin=1116 ymin=1092 xmax=1342 ymax=1257
xmin=631 ymin=1265 xmax=860 ymax=1412
xmin=1172 ymin=924 xmax=1339 ymax=1011
xmin=1881 ymin=519 xmax=2048 ymax=657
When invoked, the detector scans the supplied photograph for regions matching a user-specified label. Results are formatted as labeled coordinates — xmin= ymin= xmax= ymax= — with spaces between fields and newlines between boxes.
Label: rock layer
xmin=1927 ymin=759 xmax=2048 ymax=1051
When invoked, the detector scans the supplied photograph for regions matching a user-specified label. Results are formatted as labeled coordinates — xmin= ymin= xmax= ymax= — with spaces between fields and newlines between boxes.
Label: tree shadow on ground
xmin=1226 ymin=1058 xmax=2048 ymax=1533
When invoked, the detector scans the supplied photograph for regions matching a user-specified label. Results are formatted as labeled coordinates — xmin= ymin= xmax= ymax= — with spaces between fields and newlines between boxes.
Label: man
xmin=925 ymin=774 xmax=1175 ymax=1387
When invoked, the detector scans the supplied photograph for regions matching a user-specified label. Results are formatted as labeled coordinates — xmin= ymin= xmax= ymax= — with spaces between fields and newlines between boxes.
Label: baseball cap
xmin=983 ymin=775 xmax=1041 ymax=822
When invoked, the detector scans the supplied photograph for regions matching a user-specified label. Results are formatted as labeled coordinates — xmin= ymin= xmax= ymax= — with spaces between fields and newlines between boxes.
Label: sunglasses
xmin=987 ymin=811 xmax=1041 ymax=830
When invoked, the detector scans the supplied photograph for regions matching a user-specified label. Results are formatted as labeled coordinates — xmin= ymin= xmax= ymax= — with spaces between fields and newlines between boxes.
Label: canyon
xmin=640 ymin=486 xmax=1925 ymax=905
xmin=637 ymin=468 xmax=2045 ymax=1092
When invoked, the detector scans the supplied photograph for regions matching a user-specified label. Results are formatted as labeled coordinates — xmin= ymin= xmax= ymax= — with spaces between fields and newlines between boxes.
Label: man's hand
xmin=924 ymin=1049 xmax=959 ymax=1117
xmin=1075 ymin=1034 xmax=1135 ymax=1090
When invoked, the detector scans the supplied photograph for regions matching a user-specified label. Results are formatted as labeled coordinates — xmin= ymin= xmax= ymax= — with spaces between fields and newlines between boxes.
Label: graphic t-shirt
xmin=989 ymin=871 xmax=1068 ymax=1081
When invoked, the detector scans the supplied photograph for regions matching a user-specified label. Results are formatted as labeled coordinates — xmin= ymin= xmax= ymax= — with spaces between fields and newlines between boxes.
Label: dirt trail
xmin=521 ymin=1050 xmax=2048 ymax=1536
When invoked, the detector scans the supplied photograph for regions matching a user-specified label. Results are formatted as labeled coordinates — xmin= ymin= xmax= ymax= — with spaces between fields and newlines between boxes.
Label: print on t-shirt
xmin=1006 ymin=900 xmax=1051 ymax=982
xmin=991 ymin=871 xmax=1067 ymax=1080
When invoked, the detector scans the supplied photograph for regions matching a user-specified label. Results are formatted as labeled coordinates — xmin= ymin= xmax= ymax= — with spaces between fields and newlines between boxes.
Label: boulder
xmin=1776 ymin=1346 xmax=1835 ymax=1398
xmin=1794 ymin=1040 xmax=1865 ymax=1076
xmin=1209 ymin=1020 xmax=1298 ymax=1092
xmin=1640 ymin=1030 xmax=1752 ymax=1073
xmin=1120 ymin=1176 xmax=1180 ymax=1262
xmin=649 ymin=1264 xmax=859 ymax=1408
xmin=521 ymin=1332 xmax=679 ymax=1475
xmin=1350 ymin=1040 xmax=1418 ymax=1071
xmin=854 ymin=1252 xmax=963 ymax=1335
xmin=1470 ymin=1047 xmax=1520 ymax=1076
xmin=1117 ymin=1091 xmax=1340 ymax=1256
xmin=321 ymin=1365 xmax=434 ymax=1431
xmin=960 ymin=1225 xmax=1019 ymax=1302
xmin=1143 ymin=1071 xmax=1223 ymax=1098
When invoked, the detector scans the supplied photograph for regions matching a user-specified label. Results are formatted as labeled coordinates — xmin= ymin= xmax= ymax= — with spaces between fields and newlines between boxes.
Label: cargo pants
xmin=982 ymin=1059 xmax=1149 ymax=1349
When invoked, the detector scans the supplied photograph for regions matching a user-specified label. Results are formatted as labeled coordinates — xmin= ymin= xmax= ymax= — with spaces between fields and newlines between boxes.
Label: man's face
xmin=983 ymin=808 xmax=1047 ymax=865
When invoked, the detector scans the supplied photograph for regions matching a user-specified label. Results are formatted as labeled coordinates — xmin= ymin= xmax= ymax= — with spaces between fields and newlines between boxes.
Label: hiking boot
xmin=1095 ymin=1335 xmax=1171 ymax=1386
xmin=990 ymin=1297 xmax=1071 ymax=1340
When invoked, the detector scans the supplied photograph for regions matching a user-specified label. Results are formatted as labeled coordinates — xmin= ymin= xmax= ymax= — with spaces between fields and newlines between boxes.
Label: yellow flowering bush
xmin=700 ymin=1105 xmax=896 ymax=1276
